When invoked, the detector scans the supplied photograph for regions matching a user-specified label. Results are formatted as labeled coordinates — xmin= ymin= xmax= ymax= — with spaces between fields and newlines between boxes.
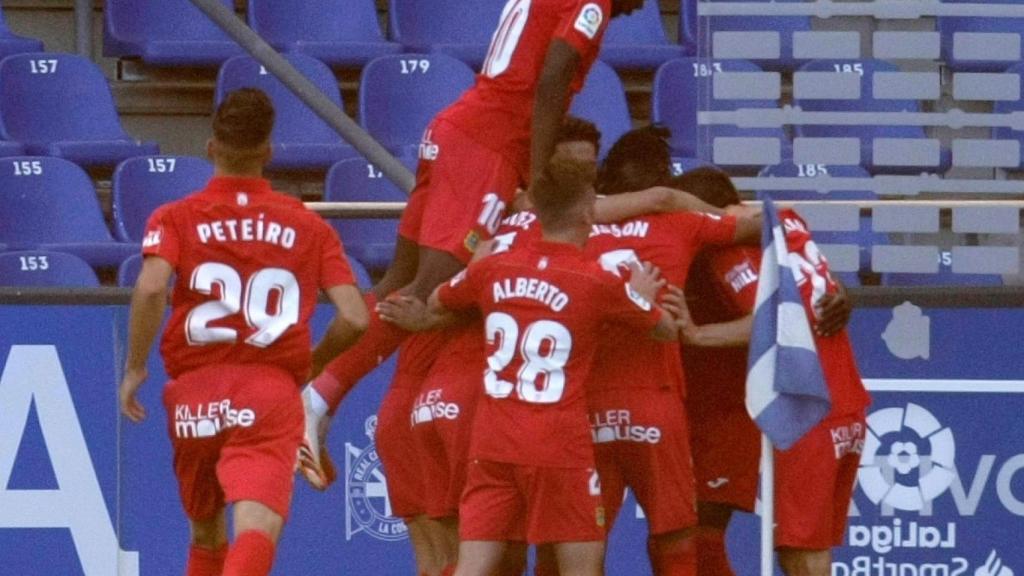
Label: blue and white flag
xmin=745 ymin=200 xmax=831 ymax=450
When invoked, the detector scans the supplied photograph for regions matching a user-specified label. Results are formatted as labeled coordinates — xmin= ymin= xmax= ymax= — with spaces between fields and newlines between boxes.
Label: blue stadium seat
xmin=681 ymin=0 xmax=812 ymax=71
xmin=117 ymin=253 xmax=143 ymax=287
xmin=216 ymin=54 xmax=359 ymax=170
xmin=938 ymin=0 xmax=1024 ymax=72
xmin=651 ymin=58 xmax=789 ymax=166
xmin=112 ymin=156 xmax=213 ymax=243
xmin=755 ymin=163 xmax=885 ymax=279
xmin=0 ymin=140 xmax=25 ymax=158
xmin=0 ymin=157 xmax=136 ymax=267
xmin=568 ymin=61 xmax=631 ymax=160
xmin=0 ymin=7 xmax=43 ymax=59
xmin=992 ymin=62 xmax=1024 ymax=166
xmin=0 ymin=53 xmax=159 ymax=167
xmin=247 ymin=0 xmax=401 ymax=68
xmin=104 ymin=0 xmax=243 ymax=67
xmin=0 ymin=250 xmax=100 ymax=287
xmin=359 ymin=53 xmax=476 ymax=155
xmin=882 ymin=250 xmax=1005 ymax=286
xmin=388 ymin=0 xmax=505 ymax=67
xmin=600 ymin=0 xmax=688 ymax=69
xmin=347 ymin=256 xmax=374 ymax=291
xmin=324 ymin=151 xmax=417 ymax=272
xmin=793 ymin=59 xmax=947 ymax=174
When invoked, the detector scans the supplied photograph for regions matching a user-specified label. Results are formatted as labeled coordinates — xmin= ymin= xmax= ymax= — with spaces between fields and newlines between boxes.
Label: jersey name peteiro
xmin=195 ymin=215 xmax=297 ymax=249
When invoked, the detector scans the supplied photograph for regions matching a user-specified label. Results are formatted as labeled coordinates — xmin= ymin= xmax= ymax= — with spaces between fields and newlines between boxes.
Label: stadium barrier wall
xmin=1 ymin=287 xmax=1021 ymax=574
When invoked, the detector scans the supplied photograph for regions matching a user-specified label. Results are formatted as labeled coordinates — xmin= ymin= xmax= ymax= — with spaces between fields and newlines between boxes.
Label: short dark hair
xmin=599 ymin=125 xmax=672 ymax=195
xmin=556 ymin=115 xmax=602 ymax=153
xmin=213 ymin=88 xmax=275 ymax=150
xmin=531 ymin=155 xmax=597 ymax=228
xmin=673 ymin=166 xmax=740 ymax=208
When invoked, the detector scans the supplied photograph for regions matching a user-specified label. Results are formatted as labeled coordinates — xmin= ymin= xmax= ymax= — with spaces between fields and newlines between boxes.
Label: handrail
xmin=187 ymin=0 xmax=416 ymax=193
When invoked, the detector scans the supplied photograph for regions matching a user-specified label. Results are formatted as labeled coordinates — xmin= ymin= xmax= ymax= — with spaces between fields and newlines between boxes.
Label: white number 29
xmin=186 ymin=263 xmax=300 ymax=348
xmin=484 ymin=312 xmax=572 ymax=404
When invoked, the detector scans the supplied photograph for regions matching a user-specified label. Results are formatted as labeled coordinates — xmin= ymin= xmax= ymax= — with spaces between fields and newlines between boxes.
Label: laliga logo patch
xmin=142 ymin=229 xmax=162 ymax=248
xmin=574 ymin=3 xmax=603 ymax=39
xmin=859 ymin=403 xmax=956 ymax=511
xmin=345 ymin=416 xmax=408 ymax=542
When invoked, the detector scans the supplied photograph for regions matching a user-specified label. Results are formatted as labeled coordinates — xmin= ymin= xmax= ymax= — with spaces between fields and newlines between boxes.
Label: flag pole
xmin=760 ymin=434 xmax=774 ymax=576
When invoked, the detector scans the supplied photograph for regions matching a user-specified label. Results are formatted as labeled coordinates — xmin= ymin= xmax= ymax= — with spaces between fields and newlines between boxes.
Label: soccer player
xmin=676 ymin=167 xmax=864 ymax=576
xmin=426 ymin=154 xmax=680 ymax=576
xmin=118 ymin=88 xmax=369 ymax=576
xmin=376 ymin=117 xmax=725 ymax=576
xmin=526 ymin=125 xmax=758 ymax=576
xmin=301 ymin=0 xmax=649 ymax=489
xmin=581 ymin=129 xmax=761 ymax=576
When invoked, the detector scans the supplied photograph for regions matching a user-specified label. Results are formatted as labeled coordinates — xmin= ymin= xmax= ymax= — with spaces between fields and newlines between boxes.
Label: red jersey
xmin=143 ymin=176 xmax=355 ymax=383
xmin=436 ymin=0 xmax=611 ymax=179
xmin=437 ymin=239 xmax=662 ymax=468
xmin=584 ymin=211 xmax=738 ymax=393
xmin=684 ymin=209 xmax=870 ymax=418
xmin=428 ymin=209 xmax=544 ymax=383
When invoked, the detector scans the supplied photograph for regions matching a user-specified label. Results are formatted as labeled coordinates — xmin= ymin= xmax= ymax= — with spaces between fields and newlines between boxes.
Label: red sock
xmin=441 ymin=567 xmax=456 ymax=576
xmin=649 ymin=533 xmax=698 ymax=576
xmin=313 ymin=292 xmax=408 ymax=411
xmin=695 ymin=530 xmax=734 ymax=576
xmin=186 ymin=544 xmax=226 ymax=576
xmin=222 ymin=531 xmax=275 ymax=576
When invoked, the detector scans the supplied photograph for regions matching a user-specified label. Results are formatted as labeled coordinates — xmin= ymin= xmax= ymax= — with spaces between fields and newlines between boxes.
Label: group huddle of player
xmin=301 ymin=118 xmax=868 ymax=576
xmin=119 ymin=0 xmax=870 ymax=575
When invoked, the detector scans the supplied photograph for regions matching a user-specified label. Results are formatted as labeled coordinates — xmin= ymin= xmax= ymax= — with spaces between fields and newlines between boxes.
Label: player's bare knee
xmin=232 ymin=500 xmax=284 ymax=543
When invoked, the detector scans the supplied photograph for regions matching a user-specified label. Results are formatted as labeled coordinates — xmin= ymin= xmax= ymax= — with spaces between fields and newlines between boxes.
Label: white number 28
xmin=484 ymin=312 xmax=572 ymax=404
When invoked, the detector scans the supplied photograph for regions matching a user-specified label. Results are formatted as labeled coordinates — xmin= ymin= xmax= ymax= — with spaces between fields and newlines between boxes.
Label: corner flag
xmin=745 ymin=200 xmax=831 ymax=451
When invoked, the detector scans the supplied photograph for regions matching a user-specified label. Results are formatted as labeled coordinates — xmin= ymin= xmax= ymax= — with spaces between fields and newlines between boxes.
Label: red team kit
xmin=142 ymin=176 xmax=356 ymax=522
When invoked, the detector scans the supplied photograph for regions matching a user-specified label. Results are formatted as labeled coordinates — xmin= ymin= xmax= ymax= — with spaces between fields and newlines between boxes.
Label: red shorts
xmin=375 ymin=372 xmax=424 ymax=519
xmin=689 ymin=403 xmax=761 ymax=513
xmin=411 ymin=364 xmax=481 ymax=519
xmin=161 ymin=363 xmax=302 ymax=521
xmin=590 ymin=388 xmax=697 ymax=535
xmin=397 ymin=118 xmax=521 ymax=264
xmin=775 ymin=412 xmax=866 ymax=549
xmin=459 ymin=460 xmax=605 ymax=545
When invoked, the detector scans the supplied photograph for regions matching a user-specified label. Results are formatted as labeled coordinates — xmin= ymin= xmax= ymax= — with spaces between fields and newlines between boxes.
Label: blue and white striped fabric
xmin=745 ymin=200 xmax=831 ymax=450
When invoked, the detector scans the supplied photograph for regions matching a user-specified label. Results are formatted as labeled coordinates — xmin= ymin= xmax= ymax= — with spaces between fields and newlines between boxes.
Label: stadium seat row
xmin=102 ymin=0 xmax=686 ymax=70
xmin=0 ymin=154 xmax=1002 ymax=289
xmin=97 ymin=0 xmax=1024 ymax=72
xmin=7 ymin=48 xmax=1024 ymax=174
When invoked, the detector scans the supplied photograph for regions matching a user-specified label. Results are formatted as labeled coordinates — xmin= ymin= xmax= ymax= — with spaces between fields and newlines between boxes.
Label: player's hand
xmin=660 ymin=285 xmax=698 ymax=343
xmin=627 ymin=261 xmax=666 ymax=305
xmin=815 ymin=282 xmax=852 ymax=337
xmin=377 ymin=295 xmax=431 ymax=331
xmin=119 ymin=367 xmax=147 ymax=423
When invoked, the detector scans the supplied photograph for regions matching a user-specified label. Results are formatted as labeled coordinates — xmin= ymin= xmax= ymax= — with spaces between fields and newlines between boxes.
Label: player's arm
xmin=594 ymin=187 xmax=726 ymax=222
xmin=661 ymin=285 xmax=752 ymax=347
xmin=120 ymin=255 xmax=174 ymax=423
xmin=622 ymin=261 xmax=678 ymax=342
xmin=531 ymin=39 xmax=581 ymax=186
xmin=310 ymin=284 xmax=369 ymax=380
xmin=727 ymin=203 xmax=763 ymax=244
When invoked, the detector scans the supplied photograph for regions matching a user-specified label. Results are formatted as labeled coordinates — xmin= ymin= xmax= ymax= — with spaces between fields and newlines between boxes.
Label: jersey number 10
xmin=482 ymin=0 xmax=532 ymax=79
